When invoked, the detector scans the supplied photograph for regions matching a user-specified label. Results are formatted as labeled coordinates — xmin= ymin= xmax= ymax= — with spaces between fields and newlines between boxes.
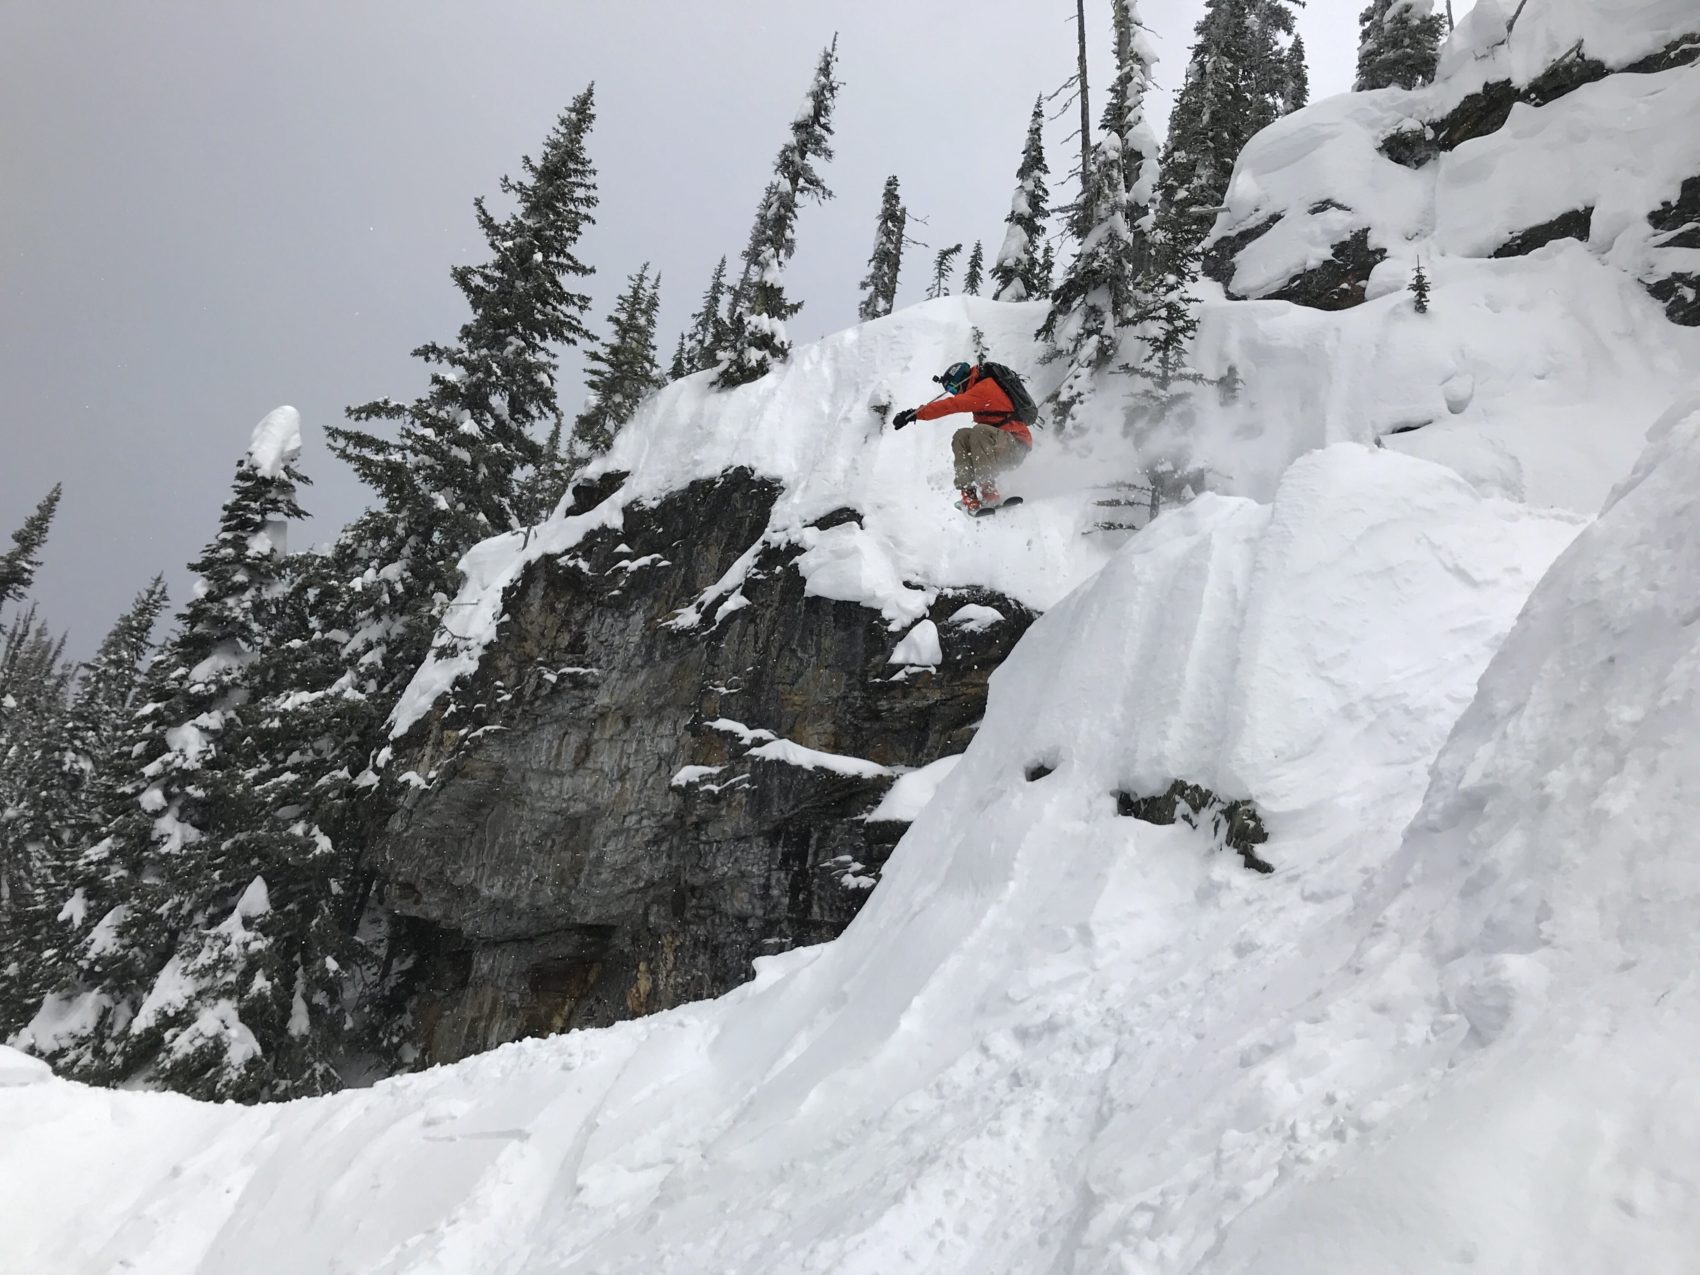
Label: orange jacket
xmin=915 ymin=369 xmax=1033 ymax=447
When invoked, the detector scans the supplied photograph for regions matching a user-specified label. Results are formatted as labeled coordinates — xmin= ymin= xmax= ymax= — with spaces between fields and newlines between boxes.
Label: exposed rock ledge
xmin=379 ymin=468 xmax=1034 ymax=1063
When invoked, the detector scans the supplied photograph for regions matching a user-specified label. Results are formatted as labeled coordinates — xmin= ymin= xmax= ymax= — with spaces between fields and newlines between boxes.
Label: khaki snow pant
xmin=951 ymin=424 xmax=1027 ymax=490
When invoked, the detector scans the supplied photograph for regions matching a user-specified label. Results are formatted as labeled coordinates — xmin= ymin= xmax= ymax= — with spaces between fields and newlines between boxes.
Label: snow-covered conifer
xmin=0 ymin=609 xmax=74 ymax=1032
xmin=22 ymin=410 xmax=308 ymax=1094
xmin=963 ymin=241 xmax=985 ymax=297
xmin=0 ymin=485 xmax=61 ymax=613
xmin=1157 ymin=0 xmax=1303 ymax=259
xmin=281 ymin=91 xmax=602 ymax=1024
xmin=1039 ymin=0 xmax=1163 ymax=432
xmin=1133 ymin=230 xmax=1205 ymax=397
xmin=1410 ymin=259 xmax=1432 ymax=312
xmin=682 ymin=255 xmax=730 ymax=374
xmin=1286 ymin=34 xmax=1311 ymax=110
xmin=717 ymin=40 xmax=842 ymax=388
xmin=668 ymin=332 xmax=689 ymax=382
xmin=927 ymin=243 xmax=963 ymax=301
xmin=857 ymin=176 xmax=907 ymax=321
xmin=63 ymin=578 xmax=169 ymax=791
xmin=1102 ymin=0 xmax=1161 ymax=277
xmin=1039 ymin=138 xmax=1141 ymax=429
xmin=1355 ymin=0 xmax=1447 ymax=91
xmin=330 ymin=86 xmax=598 ymax=556
xmin=25 ymin=577 xmax=172 ymax=873
xmin=992 ymin=98 xmax=1051 ymax=303
xmin=519 ymin=417 xmax=571 ymax=524
xmin=572 ymin=265 xmax=663 ymax=460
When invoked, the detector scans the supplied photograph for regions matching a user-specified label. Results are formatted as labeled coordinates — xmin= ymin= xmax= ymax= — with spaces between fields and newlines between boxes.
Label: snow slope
xmin=3 ymin=438 xmax=1618 ymax=1273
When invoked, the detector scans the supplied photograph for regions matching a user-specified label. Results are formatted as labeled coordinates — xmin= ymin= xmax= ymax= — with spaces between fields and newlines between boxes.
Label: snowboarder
xmin=892 ymin=361 xmax=1035 ymax=514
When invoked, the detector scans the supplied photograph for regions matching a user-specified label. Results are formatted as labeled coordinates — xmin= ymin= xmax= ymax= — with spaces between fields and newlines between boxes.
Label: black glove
xmin=892 ymin=408 xmax=917 ymax=430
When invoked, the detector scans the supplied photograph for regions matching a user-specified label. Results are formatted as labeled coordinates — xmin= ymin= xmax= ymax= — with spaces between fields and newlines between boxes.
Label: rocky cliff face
xmin=380 ymin=468 xmax=1033 ymax=1063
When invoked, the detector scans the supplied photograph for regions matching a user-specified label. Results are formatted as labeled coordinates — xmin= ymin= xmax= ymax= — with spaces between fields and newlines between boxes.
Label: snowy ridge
xmin=396 ymin=244 xmax=1696 ymax=736
xmin=1 ymin=441 xmax=1611 ymax=1273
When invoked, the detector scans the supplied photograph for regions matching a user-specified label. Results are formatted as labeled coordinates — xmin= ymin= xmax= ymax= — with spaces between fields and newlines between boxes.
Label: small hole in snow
xmin=1025 ymin=762 xmax=1055 ymax=782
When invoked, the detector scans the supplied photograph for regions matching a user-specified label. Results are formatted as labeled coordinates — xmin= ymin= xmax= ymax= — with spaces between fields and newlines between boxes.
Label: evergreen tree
xmin=927 ymin=243 xmax=964 ymax=300
xmin=1410 ymin=259 xmax=1432 ymax=312
xmin=571 ymin=265 xmax=663 ymax=462
xmin=1157 ymin=0 xmax=1304 ymax=259
xmin=0 ymin=609 xmax=72 ymax=927
xmin=1039 ymin=1 xmax=1162 ymax=433
xmin=717 ymin=40 xmax=843 ymax=388
xmin=195 ymin=542 xmax=376 ymax=1099
xmin=1038 ymin=240 xmax=1057 ymax=295
xmin=329 ymin=86 xmax=598 ymax=554
xmin=23 ymin=411 xmax=309 ymax=1097
xmin=518 ymin=417 xmax=569 ymax=525
xmin=857 ymin=176 xmax=908 ymax=321
xmin=0 ymin=485 xmax=61 ymax=613
xmin=1039 ymin=138 xmax=1141 ymax=429
xmin=668 ymin=332 xmax=690 ymax=382
xmin=1101 ymin=0 xmax=1162 ymax=278
xmin=681 ymin=255 xmax=730 ymax=374
xmin=1286 ymin=34 xmax=1311 ymax=110
xmin=1134 ymin=232 xmax=1205 ymax=395
xmin=992 ymin=98 xmax=1052 ymax=302
xmin=963 ymin=241 xmax=985 ymax=297
xmin=1355 ymin=0 xmax=1447 ymax=91
xmin=0 ymin=579 xmax=167 ymax=1034
xmin=62 ymin=578 xmax=170 ymax=797
xmin=1252 ymin=0 xmax=1303 ymax=120
xmin=278 ymin=89 xmax=603 ymax=1058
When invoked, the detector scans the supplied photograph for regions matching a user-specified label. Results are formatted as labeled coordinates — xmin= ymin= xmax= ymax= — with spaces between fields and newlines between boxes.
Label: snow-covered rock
xmin=1206 ymin=2 xmax=1700 ymax=326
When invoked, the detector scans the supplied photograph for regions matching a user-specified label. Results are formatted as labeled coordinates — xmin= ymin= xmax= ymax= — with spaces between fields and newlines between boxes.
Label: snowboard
xmin=956 ymin=495 xmax=1024 ymax=517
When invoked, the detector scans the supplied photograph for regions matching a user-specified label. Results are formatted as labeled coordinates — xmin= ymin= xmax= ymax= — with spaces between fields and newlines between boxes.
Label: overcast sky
xmin=3 ymin=0 xmax=1428 ymax=657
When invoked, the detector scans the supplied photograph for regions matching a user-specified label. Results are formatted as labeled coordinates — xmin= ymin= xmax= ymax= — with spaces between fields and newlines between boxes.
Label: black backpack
xmin=978 ymin=362 xmax=1039 ymax=426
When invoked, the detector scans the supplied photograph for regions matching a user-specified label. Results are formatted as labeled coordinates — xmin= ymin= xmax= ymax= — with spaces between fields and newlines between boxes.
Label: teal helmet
xmin=936 ymin=361 xmax=974 ymax=394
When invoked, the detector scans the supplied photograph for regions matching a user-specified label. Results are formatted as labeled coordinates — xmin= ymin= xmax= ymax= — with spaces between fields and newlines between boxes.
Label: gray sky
xmin=3 ymin=0 xmax=1392 ymax=658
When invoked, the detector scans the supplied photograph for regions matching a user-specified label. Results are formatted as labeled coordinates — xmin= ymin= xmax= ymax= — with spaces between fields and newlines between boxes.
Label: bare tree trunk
xmin=1445 ymin=0 xmax=1455 ymax=30
xmin=1076 ymin=0 xmax=1093 ymax=208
